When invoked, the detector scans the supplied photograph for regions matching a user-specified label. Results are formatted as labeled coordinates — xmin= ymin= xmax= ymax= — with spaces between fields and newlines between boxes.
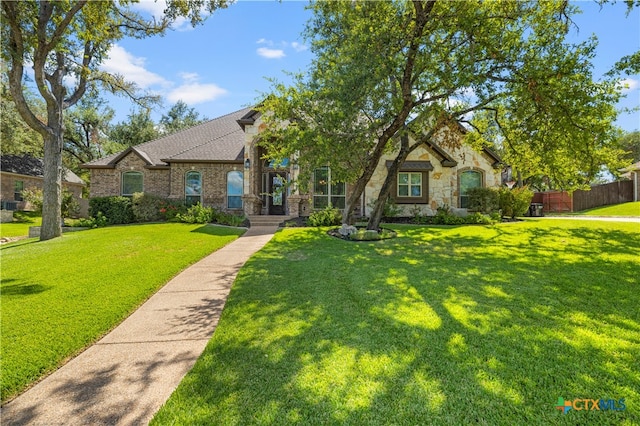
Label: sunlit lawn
xmin=575 ymin=201 xmax=640 ymax=217
xmin=0 ymin=223 xmax=244 ymax=402
xmin=153 ymin=219 xmax=639 ymax=425
xmin=0 ymin=211 xmax=42 ymax=238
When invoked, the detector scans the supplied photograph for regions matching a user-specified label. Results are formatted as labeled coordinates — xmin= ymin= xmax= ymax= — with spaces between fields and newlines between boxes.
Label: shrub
xmin=20 ymin=188 xmax=79 ymax=219
xmin=89 ymin=196 xmax=134 ymax=225
xmin=368 ymin=197 xmax=402 ymax=218
xmin=158 ymin=200 xmax=186 ymax=222
xmin=308 ymin=205 xmax=343 ymax=227
xmin=21 ymin=188 xmax=43 ymax=213
xmin=213 ymin=210 xmax=246 ymax=227
xmin=431 ymin=204 xmax=462 ymax=225
xmin=75 ymin=212 xmax=108 ymax=228
xmin=177 ymin=203 xmax=214 ymax=224
xmin=467 ymin=187 xmax=499 ymax=214
xmin=131 ymin=193 xmax=166 ymax=222
xmin=498 ymin=186 xmax=534 ymax=218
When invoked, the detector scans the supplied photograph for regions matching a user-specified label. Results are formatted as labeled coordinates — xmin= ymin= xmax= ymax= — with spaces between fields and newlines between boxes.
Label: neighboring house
xmin=83 ymin=107 xmax=503 ymax=218
xmin=1 ymin=154 xmax=86 ymax=211
xmin=620 ymin=161 xmax=640 ymax=202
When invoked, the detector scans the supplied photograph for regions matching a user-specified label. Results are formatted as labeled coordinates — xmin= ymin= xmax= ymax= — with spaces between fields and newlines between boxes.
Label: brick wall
xmin=1 ymin=172 xmax=85 ymax=211
xmin=88 ymin=153 xmax=170 ymax=198
xmin=88 ymin=153 xmax=244 ymax=213
xmin=169 ymin=162 xmax=244 ymax=212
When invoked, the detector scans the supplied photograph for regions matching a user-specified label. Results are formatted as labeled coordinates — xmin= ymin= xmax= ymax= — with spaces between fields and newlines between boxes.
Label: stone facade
xmin=242 ymin=115 xmax=501 ymax=218
xmin=365 ymin=141 xmax=501 ymax=216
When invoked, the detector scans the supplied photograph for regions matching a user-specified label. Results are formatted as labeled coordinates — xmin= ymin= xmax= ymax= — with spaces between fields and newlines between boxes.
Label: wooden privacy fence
xmin=533 ymin=180 xmax=633 ymax=213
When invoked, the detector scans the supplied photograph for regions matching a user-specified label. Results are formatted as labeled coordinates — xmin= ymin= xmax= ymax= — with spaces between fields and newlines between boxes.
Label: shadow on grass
xmin=153 ymin=223 xmax=639 ymax=425
xmin=0 ymin=280 xmax=52 ymax=297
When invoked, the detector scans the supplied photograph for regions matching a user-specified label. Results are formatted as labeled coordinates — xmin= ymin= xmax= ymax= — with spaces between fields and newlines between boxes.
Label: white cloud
xmin=101 ymin=44 xmax=169 ymax=89
xmin=167 ymin=73 xmax=227 ymax=104
xmin=257 ymin=47 xmax=286 ymax=59
xmin=130 ymin=0 xmax=196 ymax=31
xmin=619 ymin=78 xmax=639 ymax=92
xmin=291 ymin=42 xmax=308 ymax=52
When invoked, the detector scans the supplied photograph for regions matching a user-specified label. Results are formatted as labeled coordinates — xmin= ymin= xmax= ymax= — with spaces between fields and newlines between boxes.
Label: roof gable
xmin=83 ymin=107 xmax=253 ymax=168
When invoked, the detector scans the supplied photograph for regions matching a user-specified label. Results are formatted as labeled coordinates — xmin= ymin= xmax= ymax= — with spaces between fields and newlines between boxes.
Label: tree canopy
xmin=1 ymin=0 xmax=228 ymax=240
xmin=260 ymin=0 xmax=629 ymax=229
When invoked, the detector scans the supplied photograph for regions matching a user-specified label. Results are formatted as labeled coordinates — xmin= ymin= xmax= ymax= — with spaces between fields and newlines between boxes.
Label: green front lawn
xmin=0 ymin=211 xmax=42 ymax=238
xmin=0 ymin=223 xmax=244 ymax=402
xmin=575 ymin=201 xmax=640 ymax=217
xmin=153 ymin=220 xmax=639 ymax=425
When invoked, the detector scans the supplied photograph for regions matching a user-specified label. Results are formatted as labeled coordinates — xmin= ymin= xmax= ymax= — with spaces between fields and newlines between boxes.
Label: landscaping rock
xmin=338 ymin=224 xmax=358 ymax=236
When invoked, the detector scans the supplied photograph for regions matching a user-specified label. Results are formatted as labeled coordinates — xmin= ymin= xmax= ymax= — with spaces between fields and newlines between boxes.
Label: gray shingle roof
xmin=1 ymin=154 xmax=85 ymax=184
xmin=84 ymin=107 xmax=253 ymax=168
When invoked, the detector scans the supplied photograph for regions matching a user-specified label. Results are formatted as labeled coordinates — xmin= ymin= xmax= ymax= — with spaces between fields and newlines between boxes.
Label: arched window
xmin=122 ymin=171 xmax=143 ymax=196
xmin=185 ymin=171 xmax=202 ymax=206
xmin=227 ymin=171 xmax=243 ymax=209
xmin=459 ymin=170 xmax=483 ymax=208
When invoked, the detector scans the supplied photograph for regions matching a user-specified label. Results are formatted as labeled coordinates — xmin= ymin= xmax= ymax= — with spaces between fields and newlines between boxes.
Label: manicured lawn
xmin=575 ymin=201 xmax=640 ymax=217
xmin=153 ymin=220 xmax=639 ymax=425
xmin=0 ymin=223 xmax=244 ymax=402
xmin=0 ymin=211 xmax=42 ymax=238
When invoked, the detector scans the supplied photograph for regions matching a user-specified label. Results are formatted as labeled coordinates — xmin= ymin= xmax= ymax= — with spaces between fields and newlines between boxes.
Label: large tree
xmin=160 ymin=100 xmax=207 ymax=135
xmin=260 ymin=0 xmax=625 ymax=230
xmin=63 ymin=89 xmax=116 ymax=176
xmin=1 ymin=0 xmax=228 ymax=240
xmin=109 ymin=108 xmax=160 ymax=148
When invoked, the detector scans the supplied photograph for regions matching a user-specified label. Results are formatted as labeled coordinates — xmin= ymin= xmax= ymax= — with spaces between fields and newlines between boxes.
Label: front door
xmin=268 ymin=172 xmax=287 ymax=215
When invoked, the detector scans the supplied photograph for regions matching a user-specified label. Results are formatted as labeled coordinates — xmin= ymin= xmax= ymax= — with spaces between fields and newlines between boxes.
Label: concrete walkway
xmin=1 ymin=226 xmax=278 ymax=426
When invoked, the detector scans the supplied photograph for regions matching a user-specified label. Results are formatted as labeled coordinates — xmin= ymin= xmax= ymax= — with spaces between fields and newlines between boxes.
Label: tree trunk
xmin=367 ymin=135 xmax=412 ymax=230
xmin=40 ymin=131 xmax=63 ymax=240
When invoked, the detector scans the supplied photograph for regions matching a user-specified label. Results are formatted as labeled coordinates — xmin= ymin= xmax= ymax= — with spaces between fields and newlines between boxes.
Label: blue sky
xmin=103 ymin=0 xmax=639 ymax=131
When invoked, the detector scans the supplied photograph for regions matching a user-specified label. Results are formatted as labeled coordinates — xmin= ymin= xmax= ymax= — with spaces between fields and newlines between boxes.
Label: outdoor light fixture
xmin=244 ymin=158 xmax=251 ymax=169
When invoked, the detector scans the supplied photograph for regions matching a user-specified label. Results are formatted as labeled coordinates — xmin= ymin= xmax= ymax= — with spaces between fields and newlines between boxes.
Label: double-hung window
xmin=389 ymin=161 xmax=431 ymax=204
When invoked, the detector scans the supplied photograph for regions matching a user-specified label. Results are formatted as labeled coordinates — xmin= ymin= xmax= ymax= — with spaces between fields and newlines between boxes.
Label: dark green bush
xmin=308 ymin=205 xmax=343 ymax=227
xmin=213 ymin=210 xmax=246 ymax=227
xmin=498 ymin=186 xmax=534 ymax=218
xmin=131 ymin=193 xmax=179 ymax=222
xmin=467 ymin=187 xmax=499 ymax=213
xmin=89 ymin=196 xmax=134 ymax=225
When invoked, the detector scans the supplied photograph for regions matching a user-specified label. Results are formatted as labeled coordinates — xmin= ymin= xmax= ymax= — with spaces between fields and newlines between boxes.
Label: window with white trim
xmin=398 ymin=172 xmax=422 ymax=198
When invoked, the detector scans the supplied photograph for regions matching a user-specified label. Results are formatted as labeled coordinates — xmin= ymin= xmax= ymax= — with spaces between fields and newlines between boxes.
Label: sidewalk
xmin=1 ymin=226 xmax=278 ymax=426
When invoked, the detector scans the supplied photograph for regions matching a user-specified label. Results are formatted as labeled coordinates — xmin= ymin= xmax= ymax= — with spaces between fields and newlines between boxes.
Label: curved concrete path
xmin=1 ymin=226 xmax=278 ymax=426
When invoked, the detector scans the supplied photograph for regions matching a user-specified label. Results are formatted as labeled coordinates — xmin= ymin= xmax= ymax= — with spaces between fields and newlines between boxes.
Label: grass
xmin=574 ymin=201 xmax=640 ymax=217
xmin=0 ymin=211 xmax=42 ymax=238
xmin=153 ymin=220 xmax=639 ymax=425
xmin=0 ymin=223 xmax=244 ymax=402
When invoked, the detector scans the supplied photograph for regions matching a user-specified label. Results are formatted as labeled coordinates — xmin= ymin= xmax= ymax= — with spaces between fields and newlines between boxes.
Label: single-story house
xmin=83 ymin=107 xmax=503 ymax=218
xmin=1 ymin=154 xmax=86 ymax=211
